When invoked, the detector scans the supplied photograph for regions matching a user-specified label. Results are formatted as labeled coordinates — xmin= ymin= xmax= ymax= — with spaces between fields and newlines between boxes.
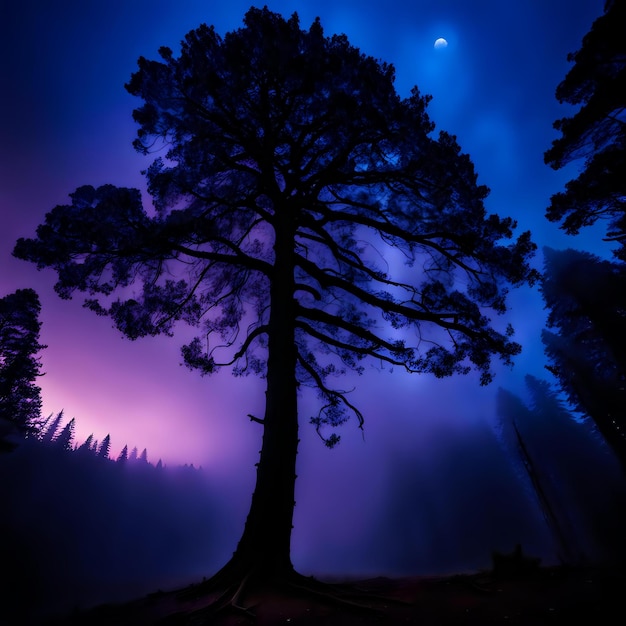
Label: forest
xmin=1 ymin=1 xmax=625 ymax=623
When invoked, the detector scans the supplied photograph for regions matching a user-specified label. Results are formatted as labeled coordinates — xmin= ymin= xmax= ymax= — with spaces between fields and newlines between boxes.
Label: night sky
xmin=1 ymin=0 xmax=613 ymax=578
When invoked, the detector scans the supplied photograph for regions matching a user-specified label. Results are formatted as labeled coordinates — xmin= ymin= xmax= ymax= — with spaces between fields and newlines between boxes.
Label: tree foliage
xmin=544 ymin=0 xmax=626 ymax=258
xmin=13 ymin=7 xmax=537 ymax=588
xmin=15 ymin=9 xmax=536 ymax=439
xmin=0 ymin=288 xmax=45 ymax=442
xmin=541 ymin=246 xmax=626 ymax=472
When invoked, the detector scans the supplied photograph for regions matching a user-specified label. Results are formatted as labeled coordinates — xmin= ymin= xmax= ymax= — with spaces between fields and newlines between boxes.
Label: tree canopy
xmin=544 ymin=0 xmax=626 ymax=259
xmin=0 ymin=288 xmax=45 ymax=446
xmin=14 ymin=6 xmax=538 ymax=598
xmin=15 ymin=10 xmax=536 ymax=435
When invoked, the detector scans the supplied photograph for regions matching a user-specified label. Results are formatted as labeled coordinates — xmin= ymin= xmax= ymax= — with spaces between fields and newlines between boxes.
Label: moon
xmin=434 ymin=38 xmax=448 ymax=50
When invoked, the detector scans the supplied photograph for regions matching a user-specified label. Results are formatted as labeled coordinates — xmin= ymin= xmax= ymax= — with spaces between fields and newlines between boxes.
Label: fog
xmin=3 ymin=374 xmax=624 ymax=622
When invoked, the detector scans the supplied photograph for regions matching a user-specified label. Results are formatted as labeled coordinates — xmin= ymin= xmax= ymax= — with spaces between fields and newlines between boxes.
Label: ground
xmin=40 ymin=564 xmax=625 ymax=625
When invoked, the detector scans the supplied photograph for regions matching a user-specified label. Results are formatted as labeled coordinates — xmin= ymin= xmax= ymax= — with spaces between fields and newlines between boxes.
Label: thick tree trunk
xmin=219 ymin=205 xmax=299 ymax=580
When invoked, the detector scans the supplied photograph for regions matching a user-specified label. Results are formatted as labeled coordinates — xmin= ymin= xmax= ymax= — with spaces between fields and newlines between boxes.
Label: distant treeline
xmin=0 ymin=421 xmax=224 ymax=622
xmin=34 ymin=409 xmax=157 ymax=466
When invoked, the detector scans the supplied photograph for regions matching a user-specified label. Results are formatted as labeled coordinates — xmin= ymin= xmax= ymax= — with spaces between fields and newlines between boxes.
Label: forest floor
xmin=39 ymin=563 xmax=626 ymax=626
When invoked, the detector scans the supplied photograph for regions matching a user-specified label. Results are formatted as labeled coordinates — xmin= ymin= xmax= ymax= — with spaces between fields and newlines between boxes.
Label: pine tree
xmin=39 ymin=411 xmax=64 ymax=443
xmin=13 ymin=6 xmax=538 ymax=603
xmin=544 ymin=0 xmax=626 ymax=259
xmin=76 ymin=433 xmax=94 ymax=454
xmin=97 ymin=434 xmax=111 ymax=459
xmin=541 ymin=247 xmax=626 ymax=472
xmin=0 ymin=289 xmax=46 ymax=440
xmin=54 ymin=417 xmax=75 ymax=451
xmin=116 ymin=444 xmax=128 ymax=463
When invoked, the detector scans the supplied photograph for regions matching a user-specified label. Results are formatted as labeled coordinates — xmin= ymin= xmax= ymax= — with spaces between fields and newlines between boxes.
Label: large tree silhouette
xmin=14 ymin=7 xmax=537 ymax=607
xmin=544 ymin=0 xmax=626 ymax=258
xmin=0 ymin=288 xmax=45 ymax=449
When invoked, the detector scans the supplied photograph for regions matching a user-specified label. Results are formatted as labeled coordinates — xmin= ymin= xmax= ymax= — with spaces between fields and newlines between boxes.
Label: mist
xmin=4 ymin=372 xmax=625 ymax=623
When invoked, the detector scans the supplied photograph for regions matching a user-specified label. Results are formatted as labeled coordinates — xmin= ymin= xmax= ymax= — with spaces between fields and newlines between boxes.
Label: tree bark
xmin=221 ymin=203 xmax=299 ymax=579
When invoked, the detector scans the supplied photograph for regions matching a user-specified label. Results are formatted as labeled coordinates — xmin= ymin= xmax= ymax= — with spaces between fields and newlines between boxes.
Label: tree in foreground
xmin=0 ymin=288 xmax=45 ymax=449
xmin=14 ymin=7 xmax=537 ymax=612
xmin=544 ymin=0 xmax=626 ymax=259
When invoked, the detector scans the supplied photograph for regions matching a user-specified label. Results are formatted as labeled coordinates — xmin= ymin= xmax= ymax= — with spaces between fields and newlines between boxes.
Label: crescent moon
xmin=434 ymin=38 xmax=448 ymax=50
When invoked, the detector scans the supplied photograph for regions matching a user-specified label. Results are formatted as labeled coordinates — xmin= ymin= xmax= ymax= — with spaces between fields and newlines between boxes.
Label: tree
xmin=0 ymin=288 xmax=45 ymax=445
xmin=39 ymin=411 xmax=64 ymax=443
xmin=97 ymin=434 xmax=111 ymax=459
xmin=76 ymin=433 xmax=94 ymax=454
xmin=13 ymin=7 xmax=537 ymax=606
xmin=497 ymin=376 xmax=626 ymax=563
xmin=54 ymin=417 xmax=75 ymax=451
xmin=496 ymin=386 xmax=574 ymax=563
xmin=544 ymin=0 xmax=626 ymax=259
xmin=116 ymin=444 xmax=128 ymax=463
xmin=541 ymin=247 xmax=626 ymax=473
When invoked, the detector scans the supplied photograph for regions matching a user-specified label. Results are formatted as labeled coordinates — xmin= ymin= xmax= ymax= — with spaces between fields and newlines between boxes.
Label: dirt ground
xmin=41 ymin=564 xmax=625 ymax=626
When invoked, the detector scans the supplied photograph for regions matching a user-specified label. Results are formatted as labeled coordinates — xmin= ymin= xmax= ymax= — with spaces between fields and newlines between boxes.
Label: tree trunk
xmin=219 ymin=204 xmax=299 ymax=580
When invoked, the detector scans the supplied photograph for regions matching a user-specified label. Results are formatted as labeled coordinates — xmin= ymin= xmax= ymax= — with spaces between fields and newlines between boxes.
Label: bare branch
xmin=297 ymin=353 xmax=365 ymax=430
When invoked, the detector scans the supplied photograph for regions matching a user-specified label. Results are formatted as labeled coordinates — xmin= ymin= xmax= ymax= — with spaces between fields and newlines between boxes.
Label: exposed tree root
xmin=161 ymin=567 xmax=409 ymax=624
xmin=164 ymin=570 xmax=257 ymax=624
xmin=286 ymin=572 xmax=411 ymax=609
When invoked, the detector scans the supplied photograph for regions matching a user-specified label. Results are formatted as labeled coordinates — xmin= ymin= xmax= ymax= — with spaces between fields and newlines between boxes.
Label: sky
xmin=1 ymin=0 xmax=612 ymax=556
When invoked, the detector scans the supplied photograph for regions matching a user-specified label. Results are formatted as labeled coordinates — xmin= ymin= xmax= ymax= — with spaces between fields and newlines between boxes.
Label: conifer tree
xmin=76 ymin=433 xmax=94 ymax=454
xmin=544 ymin=0 xmax=626 ymax=258
xmin=98 ymin=434 xmax=111 ymax=459
xmin=54 ymin=418 xmax=75 ymax=451
xmin=541 ymin=247 xmax=626 ymax=472
xmin=13 ymin=7 xmax=538 ymax=604
xmin=116 ymin=444 xmax=128 ymax=463
xmin=39 ymin=411 xmax=64 ymax=443
xmin=0 ymin=288 xmax=45 ymax=440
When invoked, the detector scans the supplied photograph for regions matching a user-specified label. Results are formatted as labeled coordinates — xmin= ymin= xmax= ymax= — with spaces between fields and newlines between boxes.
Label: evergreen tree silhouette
xmin=116 ymin=444 xmax=128 ymax=463
xmin=13 ymin=6 xmax=538 ymax=602
xmin=76 ymin=433 xmax=94 ymax=454
xmin=39 ymin=411 xmax=64 ymax=443
xmin=54 ymin=417 xmax=75 ymax=451
xmin=98 ymin=434 xmax=111 ymax=459
xmin=545 ymin=0 xmax=626 ymax=258
xmin=0 ymin=288 xmax=46 ymax=443
xmin=541 ymin=247 xmax=626 ymax=473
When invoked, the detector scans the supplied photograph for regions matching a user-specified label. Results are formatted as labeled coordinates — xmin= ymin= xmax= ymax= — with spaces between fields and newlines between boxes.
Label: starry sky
xmin=1 ymin=0 xmax=609 ymax=483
